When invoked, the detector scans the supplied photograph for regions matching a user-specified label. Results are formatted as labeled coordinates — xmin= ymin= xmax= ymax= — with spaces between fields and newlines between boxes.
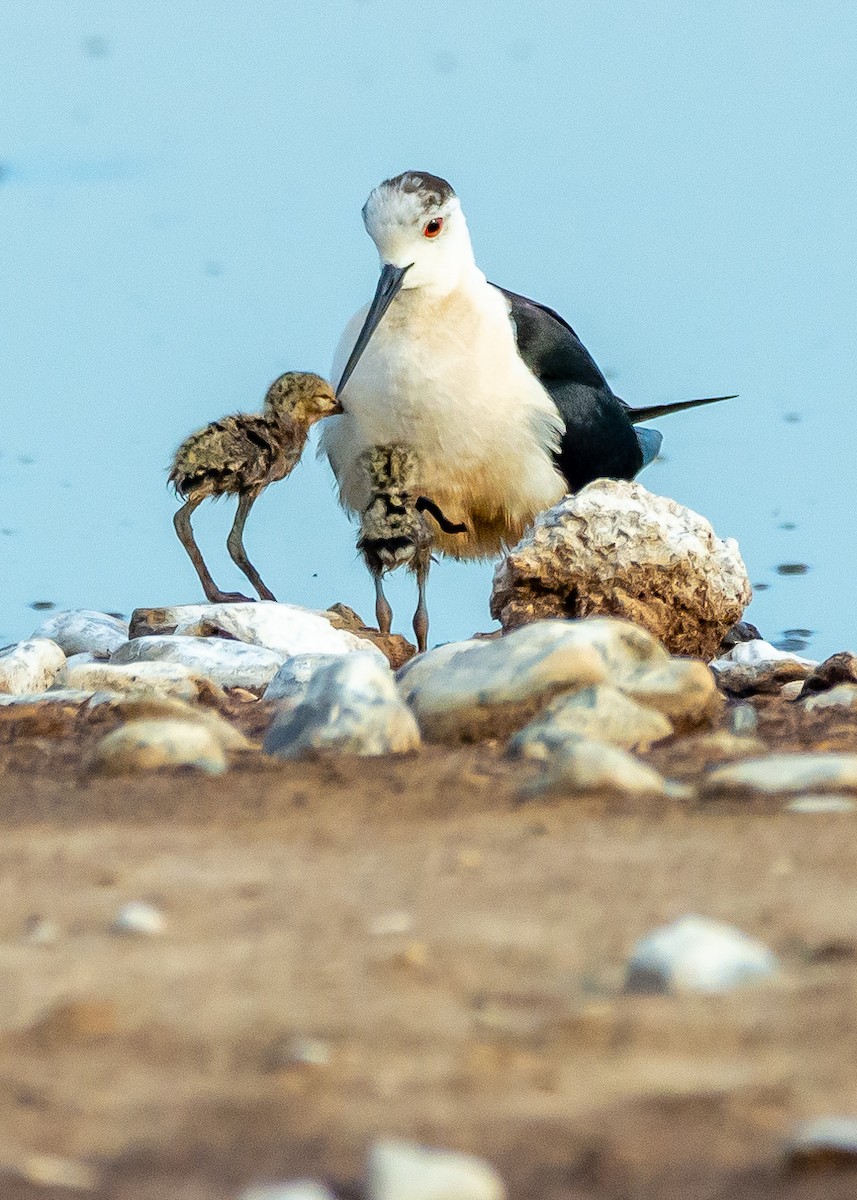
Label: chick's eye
xmin=423 ymin=217 xmax=444 ymax=238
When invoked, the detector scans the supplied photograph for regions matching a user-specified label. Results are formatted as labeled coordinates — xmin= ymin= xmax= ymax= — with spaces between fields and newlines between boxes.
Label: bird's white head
xmin=362 ymin=171 xmax=474 ymax=294
xmin=336 ymin=171 xmax=475 ymax=395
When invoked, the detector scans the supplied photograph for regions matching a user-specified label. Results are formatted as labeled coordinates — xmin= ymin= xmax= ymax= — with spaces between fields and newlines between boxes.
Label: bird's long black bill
xmin=629 ymin=394 xmax=737 ymax=424
xmin=336 ymin=262 xmax=412 ymax=396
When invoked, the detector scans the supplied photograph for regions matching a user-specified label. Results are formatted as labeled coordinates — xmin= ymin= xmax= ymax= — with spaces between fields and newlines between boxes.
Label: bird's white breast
xmin=321 ymin=272 xmax=566 ymax=558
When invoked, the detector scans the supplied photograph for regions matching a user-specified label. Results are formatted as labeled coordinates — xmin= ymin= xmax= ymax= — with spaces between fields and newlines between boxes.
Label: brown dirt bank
xmin=0 ymin=695 xmax=856 ymax=1198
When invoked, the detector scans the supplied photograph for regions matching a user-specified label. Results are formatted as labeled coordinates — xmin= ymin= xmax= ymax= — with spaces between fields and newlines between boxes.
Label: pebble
xmin=803 ymin=684 xmax=857 ymax=712
xmin=366 ymin=1138 xmax=506 ymax=1200
xmin=700 ymin=753 xmax=857 ymax=800
xmin=518 ymin=737 xmax=673 ymax=801
xmin=785 ymin=1117 xmax=857 ymax=1170
xmin=85 ymin=694 xmax=250 ymax=751
xmin=31 ymin=608 xmax=129 ymax=657
xmin=263 ymin=653 xmax=343 ymax=705
xmin=625 ymin=915 xmax=778 ymax=994
xmin=510 ymin=684 xmax=672 ymax=759
xmin=0 ymin=689 xmax=100 ymax=707
xmin=729 ymin=703 xmax=759 ymax=735
xmin=22 ymin=915 xmax=59 ymax=945
xmin=271 ymin=1034 xmax=332 ymax=1069
xmin=111 ymin=635 xmax=285 ymax=692
xmin=238 ymin=1184 xmax=336 ymax=1200
xmin=264 ymin=654 xmax=420 ymax=757
xmin=131 ymin=601 xmax=385 ymax=661
xmin=111 ymin=901 xmax=165 ymax=936
xmin=0 ymin=638 xmax=66 ymax=694
xmin=18 ymin=1153 xmax=100 ymax=1192
xmin=89 ymin=718 xmax=228 ymax=775
xmin=785 ymin=795 xmax=857 ymax=814
xmin=59 ymin=660 xmax=203 ymax=701
xmin=397 ymin=619 xmax=655 ymax=743
xmin=620 ymin=658 xmax=721 ymax=728
xmin=779 ymin=680 xmax=805 ymax=700
xmin=799 ymin=651 xmax=857 ymax=697
xmin=370 ymin=911 xmax=414 ymax=936
xmin=490 ymin=479 xmax=751 ymax=660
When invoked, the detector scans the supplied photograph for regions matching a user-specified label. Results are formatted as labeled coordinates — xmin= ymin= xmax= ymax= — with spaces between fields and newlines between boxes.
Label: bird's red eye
xmin=423 ymin=217 xmax=444 ymax=238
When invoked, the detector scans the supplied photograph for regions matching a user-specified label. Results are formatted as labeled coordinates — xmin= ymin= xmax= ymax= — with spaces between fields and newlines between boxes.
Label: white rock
xmin=370 ymin=911 xmax=414 ymax=936
xmin=31 ymin=609 xmax=129 ymax=657
xmin=491 ymin=480 xmax=751 ymax=660
xmin=263 ymin=654 xmax=345 ymax=705
xmin=89 ymin=718 xmax=228 ymax=775
xmin=58 ymin=660 xmax=202 ymax=701
xmin=367 ymin=1138 xmax=505 ymax=1200
xmin=803 ymin=684 xmax=857 ymax=712
xmin=264 ymin=655 xmax=420 ymax=757
xmin=701 ymin=753 xmax=857 ymax=799
xmin=84 ymin=693 xmax=250 ymax=752
xmin=510 ymin=684 xmax=672 ymax=760
xmin=786 ymin=1117 xmax=857 ymax=1167
xmin=131 ymin=602 xmax=385 ymax=662
xmin=238 ymin=1184 xmax=336 ymax=1200
xmin=625 ymin=915 xmax=778 ymax=994
xmin=111 ymin=636 xmax=285 ymax=692
xmin=785 ymin=795 xmax=857 ymax=814
xmin=621 ymin=658 xmax=721 ymax=728
xmin=721 ymin=639 xmax=817 ymax=667
xmin=519 ymin=737 xmax=672 ymax=801
xmin=0 ymin=689 xmax=99 ymax=707
xmin=397 ymin=619 xmax=668 ymax=742
xmin=111 ymin=901 xmax=165 ymax=936
xmin=0 ymin=639 xmax=66 ymax=694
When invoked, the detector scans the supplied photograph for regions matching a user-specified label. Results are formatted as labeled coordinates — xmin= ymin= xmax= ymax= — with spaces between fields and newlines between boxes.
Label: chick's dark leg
xmin=226 ymin=489 xmax=277 ymax=602
xmin=174 ymin=494 xmax=253 ymax=604
xmin=374 ymin=572 xmax=393 ymax=636
xmin=412 ymin=551 xmax=430 ymax=654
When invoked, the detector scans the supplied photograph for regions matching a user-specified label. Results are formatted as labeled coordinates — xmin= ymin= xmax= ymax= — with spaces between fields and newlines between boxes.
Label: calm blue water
xmin=2 ymin=2 xmax=855 ymax=655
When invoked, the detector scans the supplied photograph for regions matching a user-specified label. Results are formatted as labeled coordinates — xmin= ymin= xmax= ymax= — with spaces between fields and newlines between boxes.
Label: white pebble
xmin=111 ymin=901 xmax=165 ymax=936
xmin=785 ymin=795 xmax=857 ymax=814
xmin=238 ymin=1184 xmax=336 ymax=1200
xmin=367 ymin=1139 xmax=505 ymax=1200
xmin=625 ymin=915 xmax=778 ymax=994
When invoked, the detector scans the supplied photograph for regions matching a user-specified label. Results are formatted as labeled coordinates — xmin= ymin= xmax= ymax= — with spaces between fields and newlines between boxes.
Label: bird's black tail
xmin=627 ymin=395 xmax=736 ymax=424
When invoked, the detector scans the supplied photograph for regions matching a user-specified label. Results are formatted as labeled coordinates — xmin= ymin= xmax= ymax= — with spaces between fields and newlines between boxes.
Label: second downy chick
xmin=357 ymin=444 xmax=466 ymax=653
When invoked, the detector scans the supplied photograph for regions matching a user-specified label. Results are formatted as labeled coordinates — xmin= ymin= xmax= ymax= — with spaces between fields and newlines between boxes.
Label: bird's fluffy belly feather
xmin=323 ymin=281 xmax=566 ymax=558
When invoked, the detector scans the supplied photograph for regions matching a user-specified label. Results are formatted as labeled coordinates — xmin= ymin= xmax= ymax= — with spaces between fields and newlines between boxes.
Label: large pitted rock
xmin=509 ymin=685 xmax=673 ymax=759
xmin=264 ymin=654 xmax=420 ymax=758
xmin=0 ymin=639 xmax=66 ymax=694
xmin=397 ymin=618 xmax=668 ymax=743
xmin=31 ymin=609 xmax=129 ymax=658
xmin=491 ymin=480 xmax=751 ymax=660
xmin=111 ymin=635 xmax=284 ymax=692
xmin=129 ymin=602 xmax=386 ymax=662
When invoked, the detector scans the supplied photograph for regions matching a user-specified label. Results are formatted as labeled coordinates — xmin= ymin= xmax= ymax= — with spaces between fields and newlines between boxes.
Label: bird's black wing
xmin=493 ymin=285 xmax=644 ymax=490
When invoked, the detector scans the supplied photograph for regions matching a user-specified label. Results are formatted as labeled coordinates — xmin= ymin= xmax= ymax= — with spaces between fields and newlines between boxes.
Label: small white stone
xmin=281 ymin=1035 xmax=332 ymax=1067
xmin=111 ymin=901 xmax=165 ymax=936
xmin=701 ymin=753 xmax=857 ymax=799
xmin=722 ymin=639 xmax=817 ymax=667
xmin=22 ymin=915 xmax=59 ymax=945
xmin=803 ymin=684 xmax=857 ymax=712
xmin=786 ymin=1117 xmax=857 ymax=1167
xmin=111 ymin=635 xmax=285 ymax=692
xmin=780 ymin=680 xmax=805 ymax=700
xmin=264 ymin=655 xmax=420 ymax=757
xmin=625 ymin=915 xmax=778 ymax=994
xmin=90 ymin=718 xmax=228 ymax=775
xmin=59 ymin=660 xmax=202 ymax=701
xmin=519 ymin=737 xmax=671 ymax=800
xmin=31 ymin=609 xmax=129 ymax=657
xmin=509 ymin=684 xmax=672 ymax=760
xmin=0 ymin=639 xmax=66 ymax=694
xmin=238 ymin=1184 xmax=336 ymax=1200
xmin=785 ymin=795 xmax=857 ymax=814
xmin=367 ymin=1138 xmax=505 ymax=1200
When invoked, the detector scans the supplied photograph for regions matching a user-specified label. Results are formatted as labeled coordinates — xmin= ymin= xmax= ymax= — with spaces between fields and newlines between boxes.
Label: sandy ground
xmin=1 ymin=694 xmax=857 ymax=1199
